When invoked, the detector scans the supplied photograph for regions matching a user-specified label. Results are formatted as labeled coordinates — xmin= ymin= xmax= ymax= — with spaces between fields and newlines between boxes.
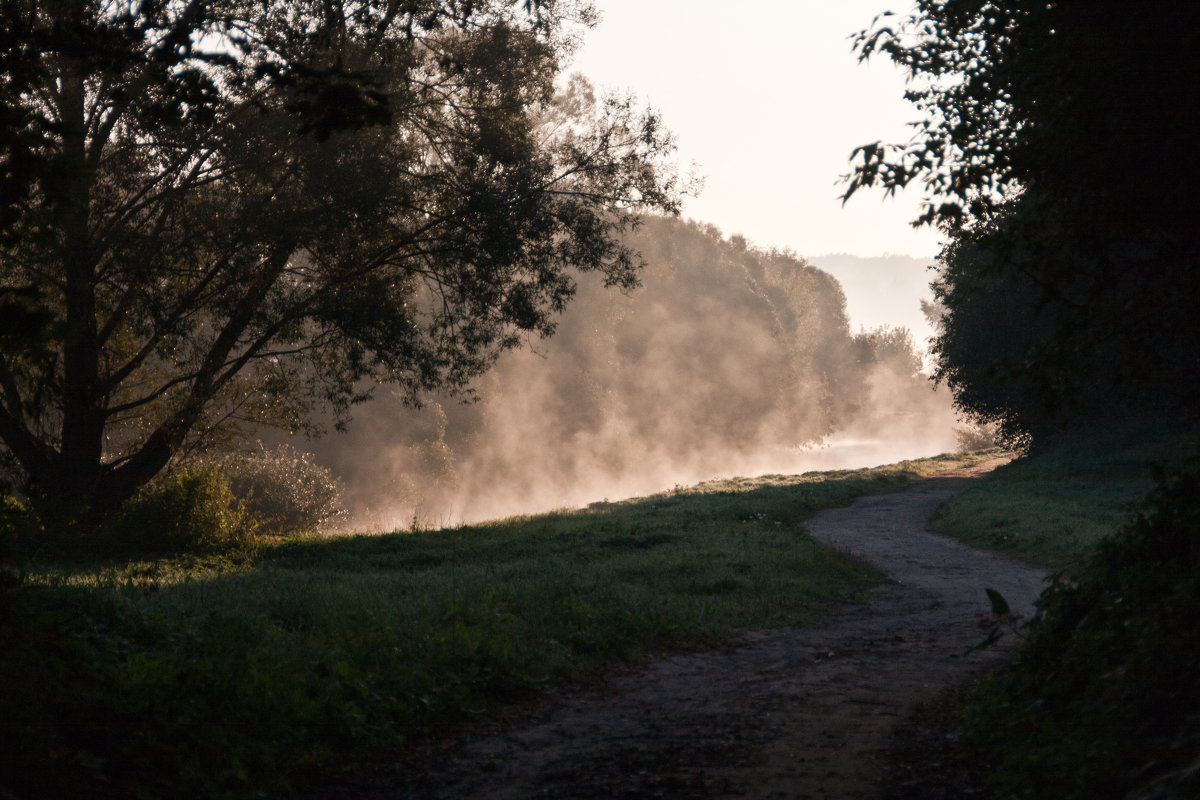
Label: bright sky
xmin=568 ymin=0 xmax=942 ymax=259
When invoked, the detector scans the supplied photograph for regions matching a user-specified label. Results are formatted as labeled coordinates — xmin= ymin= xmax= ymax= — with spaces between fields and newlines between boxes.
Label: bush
xmin=202 ymin=446 xmax=344 ymax=536
xmin=107 ymin=466 xmax=259 ymax=556
xmin=966 ymin=454 xmax=1200 ymax=799
xmin=28 ymin=446 xmax=343 ymax=558
xmin=953 ymin=421 xmax=1002 ymax=453
xmin=0 ymin=496 xmax=31 ymax=615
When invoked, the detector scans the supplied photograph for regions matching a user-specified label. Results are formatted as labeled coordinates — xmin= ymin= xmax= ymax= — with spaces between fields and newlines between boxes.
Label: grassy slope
xmin=1 ymin=451 xmax=989 ymax=799
xmin=933 ymin=422 xmax=1197 ymax=569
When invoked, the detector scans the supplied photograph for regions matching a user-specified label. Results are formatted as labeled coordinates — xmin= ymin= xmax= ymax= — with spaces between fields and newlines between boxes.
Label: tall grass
xmin=1 ymin=451 xmax=988 ymax=799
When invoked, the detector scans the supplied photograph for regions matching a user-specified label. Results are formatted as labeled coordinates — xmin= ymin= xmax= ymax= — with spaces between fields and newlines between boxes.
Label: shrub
xmin=202 ymin=445 xmax=345 ymax=536
xmin=107 ymin=466 xmax=259 ymax=555
xmin=953 ymin=421 xmax=1001 ymax=453
xmin=0 ymin=496 xmax=30 ymax=615
xmin=966 ymin=454 xmax=1200 ymax=799
xmin=73 ymin=446 xmax=342 ymax=557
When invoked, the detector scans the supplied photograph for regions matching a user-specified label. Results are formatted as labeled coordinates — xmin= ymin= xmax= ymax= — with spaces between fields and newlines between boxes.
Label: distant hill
xmin=808 ymin=253 xmax=937 ymax=347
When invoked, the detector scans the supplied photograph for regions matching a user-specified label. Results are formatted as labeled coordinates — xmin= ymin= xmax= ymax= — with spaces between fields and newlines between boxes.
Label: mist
xmin=296 ymin=216 xmax=959 ymax=529
xmin=809 ymin=253 xmax=939 ymax=347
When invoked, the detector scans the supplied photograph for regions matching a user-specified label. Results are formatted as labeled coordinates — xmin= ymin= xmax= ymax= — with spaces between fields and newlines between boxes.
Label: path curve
xmin=319 ymin=458 xmax=1049 ymax=799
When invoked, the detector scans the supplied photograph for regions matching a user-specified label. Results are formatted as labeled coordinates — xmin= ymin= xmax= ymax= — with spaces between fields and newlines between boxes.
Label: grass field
xmin=0 ymin=450 xmax=992 ymax=799
xmin=932 ymin=422 xmax=1197 ymax=569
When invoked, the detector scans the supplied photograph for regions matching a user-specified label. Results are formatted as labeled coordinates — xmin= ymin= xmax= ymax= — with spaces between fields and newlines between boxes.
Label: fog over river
xmin=291 ymin=218 xmax=957 ymax=530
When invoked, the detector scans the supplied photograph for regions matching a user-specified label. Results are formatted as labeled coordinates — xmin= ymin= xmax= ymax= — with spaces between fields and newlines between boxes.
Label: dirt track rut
xmin=321 ymin=458 xmax=1049 ymax=799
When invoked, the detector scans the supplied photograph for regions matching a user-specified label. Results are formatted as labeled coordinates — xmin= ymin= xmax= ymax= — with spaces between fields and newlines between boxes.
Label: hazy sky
xmin=569 ymin=0 xmax=941 ymax=258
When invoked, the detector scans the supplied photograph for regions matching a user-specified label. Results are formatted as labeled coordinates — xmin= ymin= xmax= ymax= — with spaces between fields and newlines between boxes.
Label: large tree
xmin=846 ymin=7 xmax=1200 ymax=797
xmin=0 ymin=0 xmax=682 ymax=530
xmin=843 ymin=0 xmax=1199 ymax=234
xmin=845 ymin=1 xmax=1200 ymax=439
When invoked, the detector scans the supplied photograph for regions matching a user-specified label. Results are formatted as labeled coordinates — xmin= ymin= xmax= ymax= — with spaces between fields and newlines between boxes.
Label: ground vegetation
xmin=962 ymin=452 xmax=1200 ymax=800
xmin=0 ymin=453 xmax=985 ymax=799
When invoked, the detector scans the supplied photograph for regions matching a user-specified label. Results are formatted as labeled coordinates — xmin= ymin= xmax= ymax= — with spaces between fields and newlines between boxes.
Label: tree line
xmin=303 ymin=214 xmax=948 ymax=527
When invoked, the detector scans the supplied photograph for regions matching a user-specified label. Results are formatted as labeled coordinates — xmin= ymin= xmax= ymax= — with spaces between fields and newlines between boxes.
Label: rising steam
xmin=293 ymin=216 xmax=958 ymax=529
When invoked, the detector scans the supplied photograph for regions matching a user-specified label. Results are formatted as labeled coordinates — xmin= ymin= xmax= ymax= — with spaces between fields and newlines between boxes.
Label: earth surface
xmin=315 ymin=457 xmax=1048 ymax=799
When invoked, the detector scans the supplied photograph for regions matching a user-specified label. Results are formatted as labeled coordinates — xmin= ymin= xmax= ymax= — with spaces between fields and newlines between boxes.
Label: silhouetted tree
xmin=846 ymin=1 xmax=1200 ymax=439
xmin=0 ymin=0 xmax=681 ymax=531
xmin=927 ymin=214 xmax=1073 ymax=444
xmin=851 ymin=11 xmax=1200 ymax=796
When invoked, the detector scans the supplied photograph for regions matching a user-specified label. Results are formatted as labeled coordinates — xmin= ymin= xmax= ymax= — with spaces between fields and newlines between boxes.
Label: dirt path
xmin=320 ymin=458 xmax=1048 ymax=799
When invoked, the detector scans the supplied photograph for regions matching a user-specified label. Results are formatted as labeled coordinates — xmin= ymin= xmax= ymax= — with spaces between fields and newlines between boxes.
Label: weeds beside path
xmin=315 ymin=458 xmax=1048 ymax=799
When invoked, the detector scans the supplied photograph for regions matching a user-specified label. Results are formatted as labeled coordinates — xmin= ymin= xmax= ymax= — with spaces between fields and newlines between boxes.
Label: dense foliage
xmin=967 ymin=457 xmax=1200 ymax=799
xmin=845 ymin=0 xmax=1199 ymax=235
xmin=107 ymin=464 xmax=260 ymax=554
xmin=0 ymin=0 xmax=681 ymax=532
xmin=200 ymin=445 xmax=344 ymax=536
xmin=104 ymin=446 xmax=344 ymax=556
xmin=927 ymin=219 xmax=1091 ymax=445
xmin=849 ymin=1 xmax=1200 ymax=440
xmin=927 ymin=194 xmax=1200 ymax=443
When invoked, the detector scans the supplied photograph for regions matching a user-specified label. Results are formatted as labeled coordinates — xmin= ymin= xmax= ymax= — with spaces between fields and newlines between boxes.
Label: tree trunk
xmin=36 ymin=65 xmax=108 ymax=533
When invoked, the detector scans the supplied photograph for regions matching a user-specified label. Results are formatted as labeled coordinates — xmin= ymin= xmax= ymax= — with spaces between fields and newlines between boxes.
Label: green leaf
xmin=985 ymin=587 xmax=1011 ymax=617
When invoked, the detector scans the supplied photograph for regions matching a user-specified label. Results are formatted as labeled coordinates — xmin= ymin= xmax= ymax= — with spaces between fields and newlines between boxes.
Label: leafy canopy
xmin=846 ymin=1 xmax=1200 ymax=440
xmin=0 ymin=0 xmax=683 ymax=528
xmin=843 ymin=0 xmax=1200 ymax=236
